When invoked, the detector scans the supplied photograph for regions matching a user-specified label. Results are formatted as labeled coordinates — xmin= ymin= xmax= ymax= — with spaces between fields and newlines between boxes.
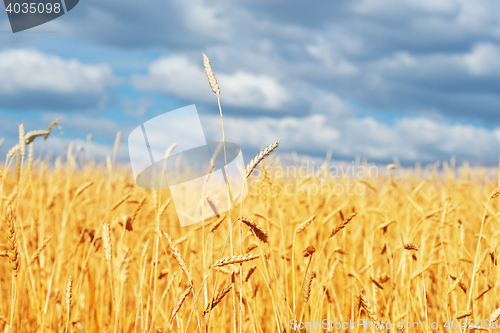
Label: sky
xmin=1 ymin=0 xmax=500 ymax=167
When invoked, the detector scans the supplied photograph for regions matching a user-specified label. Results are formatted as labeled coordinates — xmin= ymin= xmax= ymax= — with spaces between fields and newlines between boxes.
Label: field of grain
xmin=2 ymin=54 xmax=500 ymax=333
xmin=2 ymin=135 xmax=500 ymax=333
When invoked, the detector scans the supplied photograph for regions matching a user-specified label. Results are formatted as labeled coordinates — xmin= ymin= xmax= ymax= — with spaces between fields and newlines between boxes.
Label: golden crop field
xmin=1 ymin=134 xmax=500 ymax=333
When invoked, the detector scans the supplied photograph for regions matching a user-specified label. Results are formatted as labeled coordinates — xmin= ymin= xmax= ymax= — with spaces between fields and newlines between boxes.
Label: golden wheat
xmin=244 ymin=139 xmax=280 ymax=178
xmin=212 ymin=253 xmax=260 ymax=268
xmin=2 ymin=127 xmax=500 ymax=332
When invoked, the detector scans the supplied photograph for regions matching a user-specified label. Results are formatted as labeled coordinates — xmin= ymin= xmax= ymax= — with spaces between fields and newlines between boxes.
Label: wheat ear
xmin=44 ymin=119 xmax=59 ymax=139
xmin=404 ymin=243 xmax=419 ymax=251
xmin=168 ymin=285 xmax=192 ymax=326
xmin=110 ymin=193 xmax=131 ymax=211
xmin=65 ymin=275 xmax=73 ymax=333
xmin=295 ymin=215 xmax=316 ymax=234
xmin=454 ymin=310 xmax=471 ymax=320
xmin=245 ymin=266 xmax=257 ymax=282
xmin=244 ymin=140 xmax=281 ymax=178
xmin=131 ymin=196 xmax=146 ymax=222
xmin=239 ymin=217 xmax=269 ymax=243
xmin=489 ymin=307 xmax=500 ymax=332
xmin=212 ymin=253 xmax=260 ymax=268
xmin=5 ymin=207 xmax=20 ymax=277
xmin=359 ymin=289 xmax=383 ymax=330
xmin=330 ymin=212 xmax=357 ymax=238
xmin=28 ymin=236 xmax=52 ymax=266
xmin=18 ymin=124 xmax=25 ymax=158
xmin=447 ymin=271 xmax=465 ymax=295
xmin=119 ymin=245 xmax=131 ymax=282
xmin=203 ymin=284 xmax=233 ymax=316
xmin=203 ymin=52 xmax=220 ymax=97
xmin=102 ymin=223 xmax=116 ymax=313
xmin=303 ymin=271 xmax=316 ymax=303
xmin=163 ymin=231 xmax=192 ymax=283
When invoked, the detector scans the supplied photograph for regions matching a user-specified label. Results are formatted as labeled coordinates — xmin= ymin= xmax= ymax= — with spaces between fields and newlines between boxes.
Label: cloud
xmin=45 ymin=0 xmax=230 ymax=49
xmin=201 ymin=113 xmax=500 ymax=165
xmin=32 ymin=0 xmax=500 ymax=123
xmin=353 ymin=0 xmax=458 ymax=15
xmin=461 ymin=43 xmax=500 ymax=76
xmin=0 ymin=49 xmax=115 ymax=110
xmin=132 ymin=55 xmax=289 ymax=109
xmin=40 ymin=113 xmax=128 ymax=141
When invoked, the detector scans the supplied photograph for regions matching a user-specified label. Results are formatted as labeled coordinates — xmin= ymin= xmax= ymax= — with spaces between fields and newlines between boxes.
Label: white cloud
xmin=132 ymin=55 xmax=289 ymax=109
xmin=132 ymin=56 xmax=210 ymax=100
xmin=202 ymin=113 xmax=500 ymax=165
xmin=460 ymin=43 xmax=500 ymax=76
xmin=353 ymin=0 xmax=458 ymax=15
xmin=179 ymin=0 xmax=230 ymax=39
xmin=203 ymin=113 xmax=340 ymax=151
xmin=0 ymin=49 xmax=114 ymax=95
xmin=309 ymin=92 xmax=351 ymax=117
xmin=218 ymin=71 xmax=289 ymax=109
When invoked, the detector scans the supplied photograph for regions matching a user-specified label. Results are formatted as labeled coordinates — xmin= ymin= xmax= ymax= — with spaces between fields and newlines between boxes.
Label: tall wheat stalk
xmin=203 ymin=52 xmax=238 ymax=333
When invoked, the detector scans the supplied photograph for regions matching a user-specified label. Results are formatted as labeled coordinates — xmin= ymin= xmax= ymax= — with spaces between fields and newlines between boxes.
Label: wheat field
xmin=2 ymin=53 xmax=500 ymax=333
xmin=1 ymin=138 xmax=500 ymax=332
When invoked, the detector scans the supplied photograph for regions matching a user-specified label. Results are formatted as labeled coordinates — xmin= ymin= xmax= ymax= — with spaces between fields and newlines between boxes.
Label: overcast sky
xmin=1 ymin=0 xmax=500 ymax=166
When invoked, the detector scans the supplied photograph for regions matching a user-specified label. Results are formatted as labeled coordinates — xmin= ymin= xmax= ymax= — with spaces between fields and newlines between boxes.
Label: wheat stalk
xmin=102 ymin=223 xmax=112 ymax=263
xmin=27 ymin=144 xmax=34 ymax=170
xmin=5 ymin=207 xmax=19 ymax=277
xmin=202 ymin=51 xmax=238 ymax=333
xmin=74 ymin=181 xmax=93 ymax=199
xmin=25 ymin=130 xmax=48 ymax=144
xmin=168 ymin=285 xmax=192 ymax=326
xmin=18 ymin=124 xmax=25 ymax=158
xmin=359 ymin=289 xmax=383 ymax=330
xmin=295 ymin=215 xmax=316 ymax=234
xmin=329 ymin=212 xmax=357 ymax=238
xmin=489 ymin=307 xmax=500 ymax=321
xmin=404 ymin=243 xmax=419 ymax=251
xmin=447 ymin=271 xmax=465 ymax=295
xmin=44 ymin=119 xmax=59 ymax=140
xmin=245 ymin=266 xmax=257 ymax=282
xmin=65 ymin=275 xmax=73 ymax=333
xmin=303 ymin=271 xmax=316 ymax=303
xmin=212 ymin=253 xmax=260 ymax=268
xmin=246 ymin=243 xmax=258 ymax=253
xmin=119 ymin=245 xmax=131 ymax=282
xmin=244 ymin=140 xmax=281 ymax=178
xmin=110 ymin=193 xmax=131 ymax=211
xmin=205 ymin=142 xmax=223 ymax=183
xmin=131 ymin=196 xmax=146 ymax=222
xmin=454 ymin=310 xmax=471 ymax=319
xmin=203 ymin=284 xmax=233 ymax=316
xmin=239 ymin=217 xmax=269 ymax=243
xmin=163 ymin=231 xmax=191 ymax=282
xmin=6 ymin=145 xmax=19 ymax=159
xmin=210 ymin=215 xmax=225 ymax=233
xmin=203 ymin=52 xmax=220 ymax=97
xmin=7 ymin=128 xmax=54 ymax=159
xmin=28 ymin=236 xmax=52 ymax=266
